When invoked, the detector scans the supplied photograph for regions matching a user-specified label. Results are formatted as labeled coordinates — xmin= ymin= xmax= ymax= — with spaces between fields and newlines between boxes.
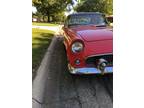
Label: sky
xmin=32 ymin=6 xmax=37 ymax=13
xmin=65 ymin=0 xmax=78 ymax=16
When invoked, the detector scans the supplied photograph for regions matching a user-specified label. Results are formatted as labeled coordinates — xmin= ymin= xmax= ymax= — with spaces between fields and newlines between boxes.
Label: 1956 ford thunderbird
xmin=62 ymin=12 xmax=113 ymax=74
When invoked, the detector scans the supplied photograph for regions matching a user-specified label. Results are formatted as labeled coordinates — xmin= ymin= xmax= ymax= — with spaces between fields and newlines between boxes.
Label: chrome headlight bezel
xmin=71 ymin=41 xmax=84 ymax=53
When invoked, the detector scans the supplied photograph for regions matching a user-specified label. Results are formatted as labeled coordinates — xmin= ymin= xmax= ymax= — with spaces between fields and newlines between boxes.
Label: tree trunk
xmin=48 ymin=15 xmax=50 ymax=22
xmin=47 ymin=10 xmax=50 ymax=22
xmin=43 ymin=15 xmax=45 ymax=22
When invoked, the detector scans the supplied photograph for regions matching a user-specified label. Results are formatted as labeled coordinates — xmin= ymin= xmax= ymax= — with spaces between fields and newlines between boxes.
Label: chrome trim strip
xmin=85 ymin=53 xmax=113 ymax=59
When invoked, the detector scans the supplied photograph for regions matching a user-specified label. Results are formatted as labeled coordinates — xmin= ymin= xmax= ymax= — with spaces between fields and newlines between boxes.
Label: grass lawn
xmin=32 ymin=22 xmax=59 ymax=26
xmin=32 ymin=28 xmax=55 ymax=78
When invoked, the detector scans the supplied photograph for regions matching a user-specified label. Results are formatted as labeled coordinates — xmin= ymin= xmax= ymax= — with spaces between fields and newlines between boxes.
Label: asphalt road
xmin=33 ymin=37 xmax=113 ymax=108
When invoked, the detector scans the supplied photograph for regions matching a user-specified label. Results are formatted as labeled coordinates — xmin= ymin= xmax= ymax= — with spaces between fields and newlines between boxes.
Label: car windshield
xmin=68 ymin=14 xmax=107 ymax=26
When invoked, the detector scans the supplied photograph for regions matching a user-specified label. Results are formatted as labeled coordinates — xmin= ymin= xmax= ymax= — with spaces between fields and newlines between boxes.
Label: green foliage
xmin=32 ymin=28 xmax=55 ymax=73
xmin=75 ymin=0 xmax=113 ymax=15
xmin=51 ymin=12 xmax=66 ymax=22
xmin=32 ymin=22 xmax=59 ymax=26
xmin=32 ymin=0 xmax=73 ymax=22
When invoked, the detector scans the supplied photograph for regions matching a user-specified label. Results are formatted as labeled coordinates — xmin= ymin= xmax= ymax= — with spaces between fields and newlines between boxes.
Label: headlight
xmin=71 ymin=42 xmax=84 ymax=53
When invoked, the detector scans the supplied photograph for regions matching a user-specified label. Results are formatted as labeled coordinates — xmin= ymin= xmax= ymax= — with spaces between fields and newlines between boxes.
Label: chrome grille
xmin=86 ymin=54 xmax=113 ymax=67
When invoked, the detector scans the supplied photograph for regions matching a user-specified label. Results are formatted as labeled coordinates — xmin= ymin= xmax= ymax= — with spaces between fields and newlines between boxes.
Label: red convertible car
xmin=62 ymin=12 xmax=113 ymax=74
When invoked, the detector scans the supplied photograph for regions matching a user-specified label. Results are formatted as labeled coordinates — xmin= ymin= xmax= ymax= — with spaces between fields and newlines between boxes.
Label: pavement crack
xmin=43 ymin=97 xmax=82 ymax=105
xmin=89 ymin=79 xmax=101 ymax=108
xmin=72 ymin=77 xmax=83 ymax=108
xmin=89 ymin=79 xmax=96 ymax=97
xmin=76 ymin=95 xmax=83 ymax=108
xmin=100 ymin=76 xmax=113 ymax=101
xmin=32 ymin=98 xmax=44 ymax=105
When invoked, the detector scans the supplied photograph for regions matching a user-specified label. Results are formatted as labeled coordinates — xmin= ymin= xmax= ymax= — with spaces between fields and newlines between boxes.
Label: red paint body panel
xmin=63 ymin=25 xmax=113 ymax=68
xmin=71 ymin=26 xmax=112 ymax=42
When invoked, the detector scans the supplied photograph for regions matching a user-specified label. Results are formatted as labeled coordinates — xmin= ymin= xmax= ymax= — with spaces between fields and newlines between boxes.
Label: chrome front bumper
xmin=68 ymin=65 xmax=113 ymax=74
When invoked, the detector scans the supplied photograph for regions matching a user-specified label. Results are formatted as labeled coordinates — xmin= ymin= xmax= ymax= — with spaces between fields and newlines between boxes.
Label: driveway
xmin=33 ymin=37 xmax=113 ymax=108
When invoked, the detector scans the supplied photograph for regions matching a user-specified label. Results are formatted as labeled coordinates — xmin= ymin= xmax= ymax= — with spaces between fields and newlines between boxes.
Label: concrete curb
xmin=32 ymin=37 xmax=60 ymax=108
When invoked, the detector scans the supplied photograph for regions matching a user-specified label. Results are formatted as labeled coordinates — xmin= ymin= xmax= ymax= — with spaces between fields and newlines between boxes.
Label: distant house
xmin=32 ymin=18 xmax=38 ymax=22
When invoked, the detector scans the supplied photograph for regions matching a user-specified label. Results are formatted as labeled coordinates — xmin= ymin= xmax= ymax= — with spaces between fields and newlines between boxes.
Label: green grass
xmin=32 ymin=28 xmax=55 ymax=74
xmin=32 ymin=22 xmax=59 ymax=26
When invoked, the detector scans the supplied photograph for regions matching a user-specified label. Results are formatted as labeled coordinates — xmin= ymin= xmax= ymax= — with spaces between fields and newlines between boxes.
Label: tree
xmin=32 ymin=0 xmax=73 ymax=22
xmin=75 ymin=0 xmax=113 ymax=15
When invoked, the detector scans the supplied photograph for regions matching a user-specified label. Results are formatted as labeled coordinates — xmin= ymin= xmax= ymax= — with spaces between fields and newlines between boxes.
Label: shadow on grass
xmin=32 ymin=32 xmax=54 ymax=80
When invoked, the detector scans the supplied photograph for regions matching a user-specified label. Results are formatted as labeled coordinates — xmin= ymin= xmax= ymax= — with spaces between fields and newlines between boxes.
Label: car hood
xmin=70 ymin=26 xmax=113 ymax=42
